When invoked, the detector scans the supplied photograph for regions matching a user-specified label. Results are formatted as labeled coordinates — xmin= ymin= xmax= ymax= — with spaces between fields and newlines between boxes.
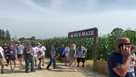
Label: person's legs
xmin=52 ymin=58 xmax=56 ymax=69
xmin=69 ymin=57 xmax=73 ymax=66
xmin=61 ymin=57 xmax=64 ymax=63
xmin=9 ymin=59 xmax=16 ymax=72
xmin=25 ymin=58 xmax=29 ymax=73
xmin=41 ymin=56 xmax=45 ymax=66
xmin=1 ymin=65 xmax=4 ymax=74
xmin=30 ymin=56 xmax=34 ymax=72
xmin=18 ymin=55 xmax=23 ymax=67
xmin=6 ymin=59 xmax=9 ymax=66
xmin=77 ymin=58 xmax=80 ymax=67
xmin=0 ymin=59 xmax=4 ymax=74
xmin=13 ymin=59 xmax=16 ymax=68
xmin=65 ymin=56 xmax=69 ymax=66
xmin=38 ymin=58 xmax=42 ymax=69
xmin=12 ymin=55 xmax=16 ymax=68
xmin=73 ymin=57 xmax=77 ymax=66
xmin=82 ymin=58 xmax=85 ymax=67
xmin=6 ymin=56 xmax=9 ymax=66
xmin=34 ymin=57 xmax=37 ymax=67
xmin=64 ymin=56 xmax=67 ymax=66
xmin=46 ymin=58 xmax=52 ymax=69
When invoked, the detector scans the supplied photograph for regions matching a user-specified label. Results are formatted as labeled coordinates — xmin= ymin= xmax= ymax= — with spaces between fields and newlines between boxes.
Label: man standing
xmin=2 ymin=43 xmax=10 ymax=66
xmin=39 ymin=45 xmax=46 ymax=67
xmin=23 ymin=41 xmax=34 ymax=73
xmin=32 ymin=45 xmax=39 ymax=68
xmin=17 ymin=42 xmax=24 ymax=68
xmin=76 ymin=45 xmax=87 ymax=67
xmin=63 ymin=46 xmax=70 ymax=66
xmin=108 ymin=37 xmax=135 ymax=77
xmin=9 ymin=43 xmax=17 ymax=72
xmin=46 ymin=45 xmax=56 ymax=70
xmin=69 ymin=43 xmax=77 ymax=66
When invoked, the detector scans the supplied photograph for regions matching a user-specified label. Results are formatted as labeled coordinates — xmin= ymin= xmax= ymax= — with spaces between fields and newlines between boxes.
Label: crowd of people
xmin=47 ymin=43 xmax=87 ymax=69
xmin=0 ymin=41 xmax=46 ymax=74
xmin=0 ymin=41 xmax=88 ymax=74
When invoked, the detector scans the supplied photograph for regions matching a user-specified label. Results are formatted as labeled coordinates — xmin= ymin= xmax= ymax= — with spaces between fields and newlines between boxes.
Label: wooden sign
xmin=68 ymin=27 xmax=98 ymax=38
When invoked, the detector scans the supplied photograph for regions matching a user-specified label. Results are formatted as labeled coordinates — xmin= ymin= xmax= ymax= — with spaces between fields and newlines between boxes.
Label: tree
xmin=111 ymin=27 xmax=124 ymax=38
xmin=19 ymin=37 xmax=25 ymax=41
xmin=30 ymin=36 xmax=36 ymax=40
xmin=110 ymin=27 xmax=124 ymax=50
xmin=0 ymin=29 xmax=2 ymax=39
xmin=1 ymin=29 xmax=5 ymax=40
xmin=123 ymin=30 xmax=136 ymax=44
xmin=5 ymin=30 xmax=11 ymax=40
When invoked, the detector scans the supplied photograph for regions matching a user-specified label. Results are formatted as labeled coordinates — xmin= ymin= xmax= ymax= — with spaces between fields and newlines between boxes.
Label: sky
xmin=0 ymin=0 xmax=136 ymax=39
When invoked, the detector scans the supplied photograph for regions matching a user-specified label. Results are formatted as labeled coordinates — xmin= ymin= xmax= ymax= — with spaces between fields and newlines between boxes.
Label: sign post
xmin=68 ymin=27 xmax=98 ymax=76
xmin=68 ymin=27 xmax=98 ymax=65
xmin=68 ymin=27 xmax=98 ymax=38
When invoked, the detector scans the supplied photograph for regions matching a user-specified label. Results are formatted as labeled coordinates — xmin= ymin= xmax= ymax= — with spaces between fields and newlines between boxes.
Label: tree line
xmin=0 ymin=29 xmax=11 ymax=45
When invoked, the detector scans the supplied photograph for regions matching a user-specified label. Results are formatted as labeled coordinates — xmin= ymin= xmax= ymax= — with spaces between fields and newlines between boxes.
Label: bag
xmin=60 ymin=48 xmax=65 ymax=57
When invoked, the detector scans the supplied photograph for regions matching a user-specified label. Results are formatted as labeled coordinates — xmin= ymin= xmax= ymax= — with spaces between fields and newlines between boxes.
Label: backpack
xmin=60 ymin=48 xmax=65 ymax=56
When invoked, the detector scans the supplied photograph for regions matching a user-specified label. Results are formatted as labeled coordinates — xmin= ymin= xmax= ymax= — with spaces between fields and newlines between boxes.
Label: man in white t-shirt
xmin=40 ymin=45 xmax=46 ymax=66
xmin=32 ymin=46 xmax=40 ymax=67
xmin=37 ymin=45 xmax=46 ymax=68
xmin=17 ymin=43 xmax=24 ymax=67
xmin=40 ymin=46 xmax=46 ymax=58
xmin=0 ymin=46 xmax=5 ymax=74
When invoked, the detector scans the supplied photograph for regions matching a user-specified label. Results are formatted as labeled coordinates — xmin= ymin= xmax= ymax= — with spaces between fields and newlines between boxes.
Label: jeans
xmin=127 ymin=72 xmax=135 ymax=77
xmin=24 ymin=55 xmax=34 ymax=72
xmin=47 ymin=57 xmax=56 ymax=69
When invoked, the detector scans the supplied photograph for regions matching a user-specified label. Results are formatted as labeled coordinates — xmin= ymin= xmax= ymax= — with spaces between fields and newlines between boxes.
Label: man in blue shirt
xmin=108 ymin=37 xmax=135 ymax=77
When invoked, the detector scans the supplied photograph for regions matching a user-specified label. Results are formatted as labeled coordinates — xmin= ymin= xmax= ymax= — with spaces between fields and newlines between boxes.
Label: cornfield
xmin=35 ymin=28 xmax=136 ymax=60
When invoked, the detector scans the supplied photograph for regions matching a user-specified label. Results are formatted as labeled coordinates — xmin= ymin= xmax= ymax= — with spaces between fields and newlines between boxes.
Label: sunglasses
xmin=118 ymin=43 xmax=132 ymax=48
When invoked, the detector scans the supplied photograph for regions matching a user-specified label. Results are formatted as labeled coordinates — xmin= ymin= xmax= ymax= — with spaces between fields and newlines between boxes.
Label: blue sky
xmin=0 ymin=0 xmax=136 ymax=39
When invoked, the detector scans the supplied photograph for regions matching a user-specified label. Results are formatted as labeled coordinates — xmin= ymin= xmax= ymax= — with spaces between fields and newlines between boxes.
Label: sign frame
xmin=68 ymin=27 xmax=98 ymax=38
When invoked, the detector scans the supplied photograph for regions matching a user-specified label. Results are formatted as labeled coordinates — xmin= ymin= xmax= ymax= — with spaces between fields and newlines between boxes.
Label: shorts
xmin=17 ymin=54 xmax=23 ymax=59
xmin=9 ymin=55 xmax=16 ymax=61
xmin=38 ymin=56 xmax=44 ymax=60
xmin=77 ymin=58 xmax=85 ymax=63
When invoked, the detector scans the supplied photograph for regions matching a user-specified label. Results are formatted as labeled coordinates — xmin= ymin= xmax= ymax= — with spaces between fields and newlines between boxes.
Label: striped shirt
xmin=76 ymin=46 xmax=87 ymax=58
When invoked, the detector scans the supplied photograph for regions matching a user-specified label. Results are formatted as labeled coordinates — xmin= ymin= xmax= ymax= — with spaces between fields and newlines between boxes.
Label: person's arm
xmin=113 ymin=56 xmax=131 ymax=77
xmin=1 ymin=48 xmax=6 ymax=61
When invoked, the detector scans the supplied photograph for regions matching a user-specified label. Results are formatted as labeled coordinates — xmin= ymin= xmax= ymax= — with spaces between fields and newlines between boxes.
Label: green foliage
xmin=18 ymin=27 xmax=136 ymax=60
xmin=0 ymin=29 xmax=11 ymax=40
xmin=0 ymin=29 xmax=11 ymax=45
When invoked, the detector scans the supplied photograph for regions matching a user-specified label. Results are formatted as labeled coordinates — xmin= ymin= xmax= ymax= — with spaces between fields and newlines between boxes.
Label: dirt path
xmin=0 ymin=60 xmax=106 ymax=77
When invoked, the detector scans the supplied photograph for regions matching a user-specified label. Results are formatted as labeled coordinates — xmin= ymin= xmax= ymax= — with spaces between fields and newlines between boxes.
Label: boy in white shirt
xmin=32 ymin=45 xmax=39 ymax=67
xmin=39 ymin=45 xmax=46 ymax=66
